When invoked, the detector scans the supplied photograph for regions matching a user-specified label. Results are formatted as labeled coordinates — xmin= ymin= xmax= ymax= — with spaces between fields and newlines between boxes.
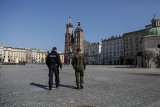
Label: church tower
xmin=64 ymin=17 xmax=74 ymax=64
xmin=74 ymin=21 xmax=84 ymax=54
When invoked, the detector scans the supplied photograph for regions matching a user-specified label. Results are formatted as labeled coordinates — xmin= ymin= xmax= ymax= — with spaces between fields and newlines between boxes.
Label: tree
xmin=143 ymin=50 xmax=155 ymax=68
xmin=155 ymin=54 xmax=160 ymax=67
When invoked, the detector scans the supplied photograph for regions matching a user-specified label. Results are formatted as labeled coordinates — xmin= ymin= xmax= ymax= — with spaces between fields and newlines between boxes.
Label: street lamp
xmin=68 ymin=51 xmax=73 ymax=64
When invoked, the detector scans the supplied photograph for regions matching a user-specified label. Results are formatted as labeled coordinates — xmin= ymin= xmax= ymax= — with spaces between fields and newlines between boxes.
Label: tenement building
xmin=101 ymin=36 xmax=124 ymax=65
xmin=123 ymin=29 xmax=146 ymax=65
xmin=0 ymin=45 xmax=5 ymax=62
xmin=3 ymin=46 xmax=26 ymax=63
xmin=123 ymin=15 xmax=160 ymax=66
xmin=0 ymin=45 xmax=48 ymax=64
xmin=64 ymin=17 xmax=84 ymax=64
xmin=84 ymin=42 xmax=102 ymax=65
xmin=58 ymin=51 xmax=64 ymax=64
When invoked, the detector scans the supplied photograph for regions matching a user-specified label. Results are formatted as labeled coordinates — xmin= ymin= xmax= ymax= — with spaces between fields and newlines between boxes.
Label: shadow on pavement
xmin=53 ymin=83 xmax=75 ymax=89
xmin=30 ymin=82 xmax=48 ymax=90
xmin=30 ymin=82 xmax=76 ymax=89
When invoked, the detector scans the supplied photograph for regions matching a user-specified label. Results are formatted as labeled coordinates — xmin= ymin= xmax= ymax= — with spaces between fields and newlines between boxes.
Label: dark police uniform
xmin=46 ymin=48 xmax=62 ymax=90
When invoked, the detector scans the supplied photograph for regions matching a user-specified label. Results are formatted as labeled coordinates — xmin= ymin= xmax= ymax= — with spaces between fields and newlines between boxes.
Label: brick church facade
xmin=64 ymin=17 xmax=84 ymax=64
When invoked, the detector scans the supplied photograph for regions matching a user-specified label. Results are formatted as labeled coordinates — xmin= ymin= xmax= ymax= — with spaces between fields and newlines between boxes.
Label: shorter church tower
xmin=74 ymin=21 xmax=84 ymax=54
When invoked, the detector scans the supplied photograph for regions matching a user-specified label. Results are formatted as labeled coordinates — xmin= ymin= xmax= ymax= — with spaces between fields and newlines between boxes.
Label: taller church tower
xmin=64 ymin=17 xmax=74 ymax=64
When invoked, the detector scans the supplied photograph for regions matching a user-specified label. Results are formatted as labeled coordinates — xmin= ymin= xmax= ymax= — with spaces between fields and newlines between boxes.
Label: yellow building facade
xmin=2 ymin=46 xmax=48 ymax=64
xmin=3 ymin=47 xmax=26 ymax=63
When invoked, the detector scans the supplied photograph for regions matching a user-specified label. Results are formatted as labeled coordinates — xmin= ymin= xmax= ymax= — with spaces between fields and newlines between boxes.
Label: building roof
xmin=146 ymin=27 xmax=160 ymax=35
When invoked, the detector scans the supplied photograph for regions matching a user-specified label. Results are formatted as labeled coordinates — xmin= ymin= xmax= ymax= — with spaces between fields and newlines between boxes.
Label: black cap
xmin=52 ymin=47 xmax=57 ymax=51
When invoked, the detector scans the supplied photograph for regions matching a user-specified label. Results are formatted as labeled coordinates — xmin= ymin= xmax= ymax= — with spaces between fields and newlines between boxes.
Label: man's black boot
xmin=56 ymin=85 xmax=59 ymax=88
xmin=76 ymin=86 xmax=80 ymax=90
xmin=49 ymin=86 xmax=52 ymax=90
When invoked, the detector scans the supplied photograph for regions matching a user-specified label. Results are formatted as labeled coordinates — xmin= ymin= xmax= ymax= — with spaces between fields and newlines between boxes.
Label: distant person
xmin=46 ymin=47 xmax=62 ymax=90
xmin=72 ymin=48 xmax=86 ymax=89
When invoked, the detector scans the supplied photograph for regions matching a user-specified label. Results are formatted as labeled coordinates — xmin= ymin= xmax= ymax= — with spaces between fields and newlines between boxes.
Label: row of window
xmin=103 ymin=41 xmax=123 ymax=46
xmin=125 ymin=36 xmax=139 ymax=41
xmin=125 ymin=43 xmax=138 ymax=48
xmin=103 ymin=51 xmax=123 ymax=57
xmin=102 ymin=46 xmax=123 ymax=51
xmin=126 ymin=52 xmax=134 ymax=55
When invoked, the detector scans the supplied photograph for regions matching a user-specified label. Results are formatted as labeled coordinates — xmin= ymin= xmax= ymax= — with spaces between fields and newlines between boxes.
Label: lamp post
xmin=68 ymin=51 xmax=73 ymax=64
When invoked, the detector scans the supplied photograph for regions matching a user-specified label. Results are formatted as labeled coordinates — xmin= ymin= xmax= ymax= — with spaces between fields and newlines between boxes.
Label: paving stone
xmin=0 ymin=64 xmax=160 ymax=107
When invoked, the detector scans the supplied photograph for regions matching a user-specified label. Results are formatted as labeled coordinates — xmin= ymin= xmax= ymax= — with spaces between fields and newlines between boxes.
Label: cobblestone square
xmin=0 ymin=64 xmax=160 ymax=107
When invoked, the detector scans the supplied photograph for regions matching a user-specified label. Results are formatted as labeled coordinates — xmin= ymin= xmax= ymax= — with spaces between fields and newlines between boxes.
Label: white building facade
xmin=84 ymin=42 xmax=102 ymax=64
xmin=0 ymin=45 xmax=5 ymax=62
xmin=3 ymin=47 xmax=26 ymax=63
xmin=101 ymin=36 xmax=124 ymax=65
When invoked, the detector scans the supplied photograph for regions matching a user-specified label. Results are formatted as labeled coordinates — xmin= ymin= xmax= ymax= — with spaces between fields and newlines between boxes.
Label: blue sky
xmin=0 ymin=0 xmax=160 ymax=52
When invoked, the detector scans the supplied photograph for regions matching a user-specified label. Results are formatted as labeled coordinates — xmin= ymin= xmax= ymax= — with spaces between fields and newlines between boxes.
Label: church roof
xmin=75 ymin=21 xmax=83 ymax=31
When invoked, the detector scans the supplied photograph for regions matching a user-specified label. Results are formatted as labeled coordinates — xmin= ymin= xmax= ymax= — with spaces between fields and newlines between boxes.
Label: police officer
xmin=46 ymin=47 xmax=62 ymax=90
xmin=72 ymin=48 xmax=86 ymax=89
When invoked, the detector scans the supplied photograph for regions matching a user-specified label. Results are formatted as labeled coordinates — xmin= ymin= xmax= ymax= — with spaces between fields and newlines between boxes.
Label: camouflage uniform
xmin=72 ymin=52 xmax=86 ymax=89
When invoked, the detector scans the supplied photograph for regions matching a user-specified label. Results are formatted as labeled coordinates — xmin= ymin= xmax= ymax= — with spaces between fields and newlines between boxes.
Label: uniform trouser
xmin=75 ymin=70 xmax=84 ymax=88
xmin=48 ymin=66 xmax=59 ymax=88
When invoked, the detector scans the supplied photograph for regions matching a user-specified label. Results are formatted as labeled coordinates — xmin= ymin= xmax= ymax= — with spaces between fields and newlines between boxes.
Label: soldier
xmin=46 ymin=47 xmax=62 ymax=90
xmin=72 ymin=48 xmax=86 ymax=89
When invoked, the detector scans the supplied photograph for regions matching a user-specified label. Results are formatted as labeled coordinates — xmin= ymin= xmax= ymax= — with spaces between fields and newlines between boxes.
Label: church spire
xmin=66 ymin=17 xmax=73 ymax=28
xmin=75 ymin=21 xmax=83 ymax=31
